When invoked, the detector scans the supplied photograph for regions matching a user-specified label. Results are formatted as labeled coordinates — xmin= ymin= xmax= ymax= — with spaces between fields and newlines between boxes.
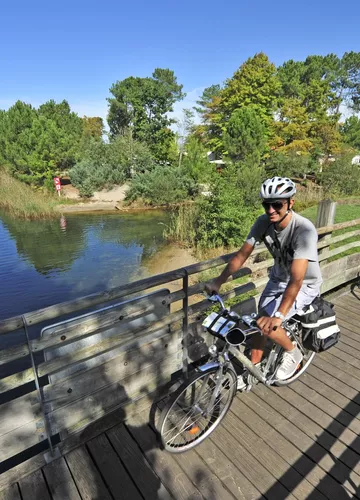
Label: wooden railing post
xmin=316 ymin=199 xmax=337 ymax=263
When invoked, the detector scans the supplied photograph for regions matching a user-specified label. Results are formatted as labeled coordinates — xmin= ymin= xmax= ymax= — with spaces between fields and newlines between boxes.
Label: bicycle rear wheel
xmin=159 ymin=366 xmax=237 ymax=453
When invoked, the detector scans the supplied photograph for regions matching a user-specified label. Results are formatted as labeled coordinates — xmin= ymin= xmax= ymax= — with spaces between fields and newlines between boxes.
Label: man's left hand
xmin=256 ymin=316 xmax=283 ymax=335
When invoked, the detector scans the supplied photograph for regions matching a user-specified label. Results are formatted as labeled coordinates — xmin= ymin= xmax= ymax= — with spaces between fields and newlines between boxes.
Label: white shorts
xmin=258 ymin=281 xmax=321 ymax=319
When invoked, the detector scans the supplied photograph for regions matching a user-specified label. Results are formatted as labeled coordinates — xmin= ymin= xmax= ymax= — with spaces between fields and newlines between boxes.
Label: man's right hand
xmin=205 ymin=280 xmax=221 ymax=296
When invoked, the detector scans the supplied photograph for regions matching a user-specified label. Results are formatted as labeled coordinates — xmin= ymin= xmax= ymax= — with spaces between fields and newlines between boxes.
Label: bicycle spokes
xmin=161 ymin=371 xmax=237 ymax=449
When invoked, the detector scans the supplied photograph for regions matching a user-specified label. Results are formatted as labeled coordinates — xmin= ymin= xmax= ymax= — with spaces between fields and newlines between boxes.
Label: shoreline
xmin=55 ymin=200 xmax=192 ymax=214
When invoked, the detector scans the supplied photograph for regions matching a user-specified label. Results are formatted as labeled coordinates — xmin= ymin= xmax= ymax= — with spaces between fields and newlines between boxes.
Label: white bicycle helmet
xmin=260 ymin=177 xmax=296 ymax=199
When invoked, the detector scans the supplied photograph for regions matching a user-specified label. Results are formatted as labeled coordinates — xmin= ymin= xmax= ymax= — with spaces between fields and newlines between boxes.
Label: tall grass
xmin=0 ymin=169 xmax=58 ymax=219
xmin=294 ymin=182 xmax=324 ymax=212
xmin=163 ymin=204 xmax=198 ymax=247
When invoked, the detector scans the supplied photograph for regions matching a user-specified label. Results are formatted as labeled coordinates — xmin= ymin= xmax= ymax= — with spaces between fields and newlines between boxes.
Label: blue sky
xmin=1 ymin=0 xmax=360 ymax=123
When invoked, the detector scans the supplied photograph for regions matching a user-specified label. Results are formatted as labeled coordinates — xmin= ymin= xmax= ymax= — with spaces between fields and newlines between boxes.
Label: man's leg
xmin=251 ymin=326 xmax=293 ymax=364
xmin=251 ymin=291 xmax=294 ymax=364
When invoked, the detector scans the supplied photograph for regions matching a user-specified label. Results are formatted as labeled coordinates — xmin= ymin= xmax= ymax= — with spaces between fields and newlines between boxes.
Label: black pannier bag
xmin=297 ymin=296 xmax=340 ymax=352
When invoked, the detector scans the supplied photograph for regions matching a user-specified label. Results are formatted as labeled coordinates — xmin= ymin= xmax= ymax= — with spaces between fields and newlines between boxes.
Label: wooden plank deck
xmin=3 ymin=291 xmax=360 ymax=500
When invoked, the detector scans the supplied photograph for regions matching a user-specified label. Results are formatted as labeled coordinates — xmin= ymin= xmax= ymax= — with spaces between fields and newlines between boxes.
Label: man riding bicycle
xmin=207 ymin=176 xmax=323 ymax=386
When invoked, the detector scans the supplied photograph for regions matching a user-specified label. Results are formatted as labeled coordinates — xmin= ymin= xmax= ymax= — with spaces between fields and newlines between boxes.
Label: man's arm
xmin=206 ymin=242 xmax=254 ymax=294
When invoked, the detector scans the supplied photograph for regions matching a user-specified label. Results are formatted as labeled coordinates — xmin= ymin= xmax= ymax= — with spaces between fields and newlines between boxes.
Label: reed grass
xmin=0 ymin=169 xmax=58 ymax=219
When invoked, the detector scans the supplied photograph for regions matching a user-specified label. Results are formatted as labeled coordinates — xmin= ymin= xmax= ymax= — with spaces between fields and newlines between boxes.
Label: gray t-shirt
xmin=246 ymin=211 xmax=322 ymax=286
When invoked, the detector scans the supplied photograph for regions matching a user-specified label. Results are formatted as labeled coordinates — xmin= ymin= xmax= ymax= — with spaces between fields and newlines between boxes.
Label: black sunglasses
xmin=262 ymin=200 xmax=286 ymax=211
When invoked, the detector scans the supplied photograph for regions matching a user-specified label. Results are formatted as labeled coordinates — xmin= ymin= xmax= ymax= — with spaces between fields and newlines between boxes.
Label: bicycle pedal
xmin=247 ymin=373 xmax=260 ymax=387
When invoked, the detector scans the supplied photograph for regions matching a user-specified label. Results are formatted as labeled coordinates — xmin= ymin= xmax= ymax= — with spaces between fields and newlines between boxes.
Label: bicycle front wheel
xmin=159 ymin=366 xmax=237 ymax=453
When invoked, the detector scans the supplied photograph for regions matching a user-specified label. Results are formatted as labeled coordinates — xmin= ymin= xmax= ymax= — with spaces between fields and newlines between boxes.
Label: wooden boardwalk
xmin=2 ymin=291 xmax=360 ymax=500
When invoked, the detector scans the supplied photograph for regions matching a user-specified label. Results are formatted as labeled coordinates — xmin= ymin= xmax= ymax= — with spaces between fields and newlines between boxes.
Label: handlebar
xmin=206 ymin=293 xmax=258 ymax=328
xmin=207 ymin=293 xmax=226 ymax=311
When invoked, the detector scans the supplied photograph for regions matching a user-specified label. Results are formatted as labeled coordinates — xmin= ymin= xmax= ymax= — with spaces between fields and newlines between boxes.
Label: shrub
xmin=294 ymin=182 xmax=324 ymax=212
xmin=265 ymin=151 xmax=316 ymax=178
xmin=166 ymin=164 xmax=263 ymax=249
xmin=319 ymin=154 xmax=360 ymax=196
xmin=70 ymin=159 xmax=126 ymax=197
xmin=193 ymin=166 xmax=262 ymax=248
xmin=70 ymin=134 xmax=155 ymax=197
xmin=126 ymin=166 xmax=198 ymax=205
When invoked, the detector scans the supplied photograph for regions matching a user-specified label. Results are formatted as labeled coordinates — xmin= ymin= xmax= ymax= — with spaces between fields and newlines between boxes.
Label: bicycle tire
xmin=159 ymin=366 xmax=237 ymax=453
xmin=273 ymin=348 xmax=316 ymax=386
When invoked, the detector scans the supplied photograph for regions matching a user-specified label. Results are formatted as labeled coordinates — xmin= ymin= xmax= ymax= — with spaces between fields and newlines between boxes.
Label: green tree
xmin=341 ymin=116 xmax=360 ymax=150
xmin=38 ymin=99 xmax=84 ymax=169
xmin=272 ymin=97 xmax=312 ymax=153
xmin=276 ymin=56 xmax=342 ymax=155
xmin=177 ymin=108 xmax=195 ymax=168
xmin=82 ymin=116 xmax=104 ymax=139
xmin=277 ymin=60 xmax=305 ymax=100
xmin=310 ymin=119 xmax=341 ymax=157
xmin=0 ymin=100 xmax=84 ymax=184
xmin=221 ymin=53 xmax=281 ymax=124
xmin=182 ymin=136 xmax=211 ymax=182
xmin=194 ymin=84 xmax=222 ymax=117
xmin=107 ymin=68 xmax=185 ymax=162
xmin=109 ymin=132 xmax=155 ymax=177
xmin=313 ymin=52 xmax=360 ymax=114
xmin=196 ymin=53 xmax=280 ymax=155
xmin=223 ymin=107 xmax=266 ymax=165
xmin=193 ymin=85 xmax=224 ymax=151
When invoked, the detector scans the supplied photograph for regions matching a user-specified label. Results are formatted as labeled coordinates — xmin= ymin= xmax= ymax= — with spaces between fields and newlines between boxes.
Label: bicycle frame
xmin=199 ymin=345 xmax=267 ymax=385
xmin=201 ymin=294 xmax=304 ymax=392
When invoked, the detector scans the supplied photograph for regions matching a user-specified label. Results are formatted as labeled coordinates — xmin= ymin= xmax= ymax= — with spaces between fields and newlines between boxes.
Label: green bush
xmin=193 ymin=166 xmax=263 ymax=248
xmin=320 ymin=154 xmax=360 ymax=196
xmin=166 ymin=164 xmax=264 ymax=249
xmin=265 ymin=151 xmax=316 ymax=178
xmin=181 ymin=136 xmax=212 ymax=183
xmin=126 ymin=166 xmax=198 ymax=205
xmin=70 ymin=159 xmax=126 ymax=197
xmin=70 ymin=134 xmax=155 ymax=197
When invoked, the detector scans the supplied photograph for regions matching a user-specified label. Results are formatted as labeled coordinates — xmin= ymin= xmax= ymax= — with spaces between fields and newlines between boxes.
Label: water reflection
xmin=59 ymin=215 xmax=67 ymax=232
xmin=1 ymin=212 xmax=86 ymax=274
xmin=0 ymin=210 xmax=170 ymax=320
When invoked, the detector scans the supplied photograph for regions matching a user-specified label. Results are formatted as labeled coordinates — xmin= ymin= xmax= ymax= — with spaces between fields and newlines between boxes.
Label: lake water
xmin=0 ymin=210 xmax=171 ymax=321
